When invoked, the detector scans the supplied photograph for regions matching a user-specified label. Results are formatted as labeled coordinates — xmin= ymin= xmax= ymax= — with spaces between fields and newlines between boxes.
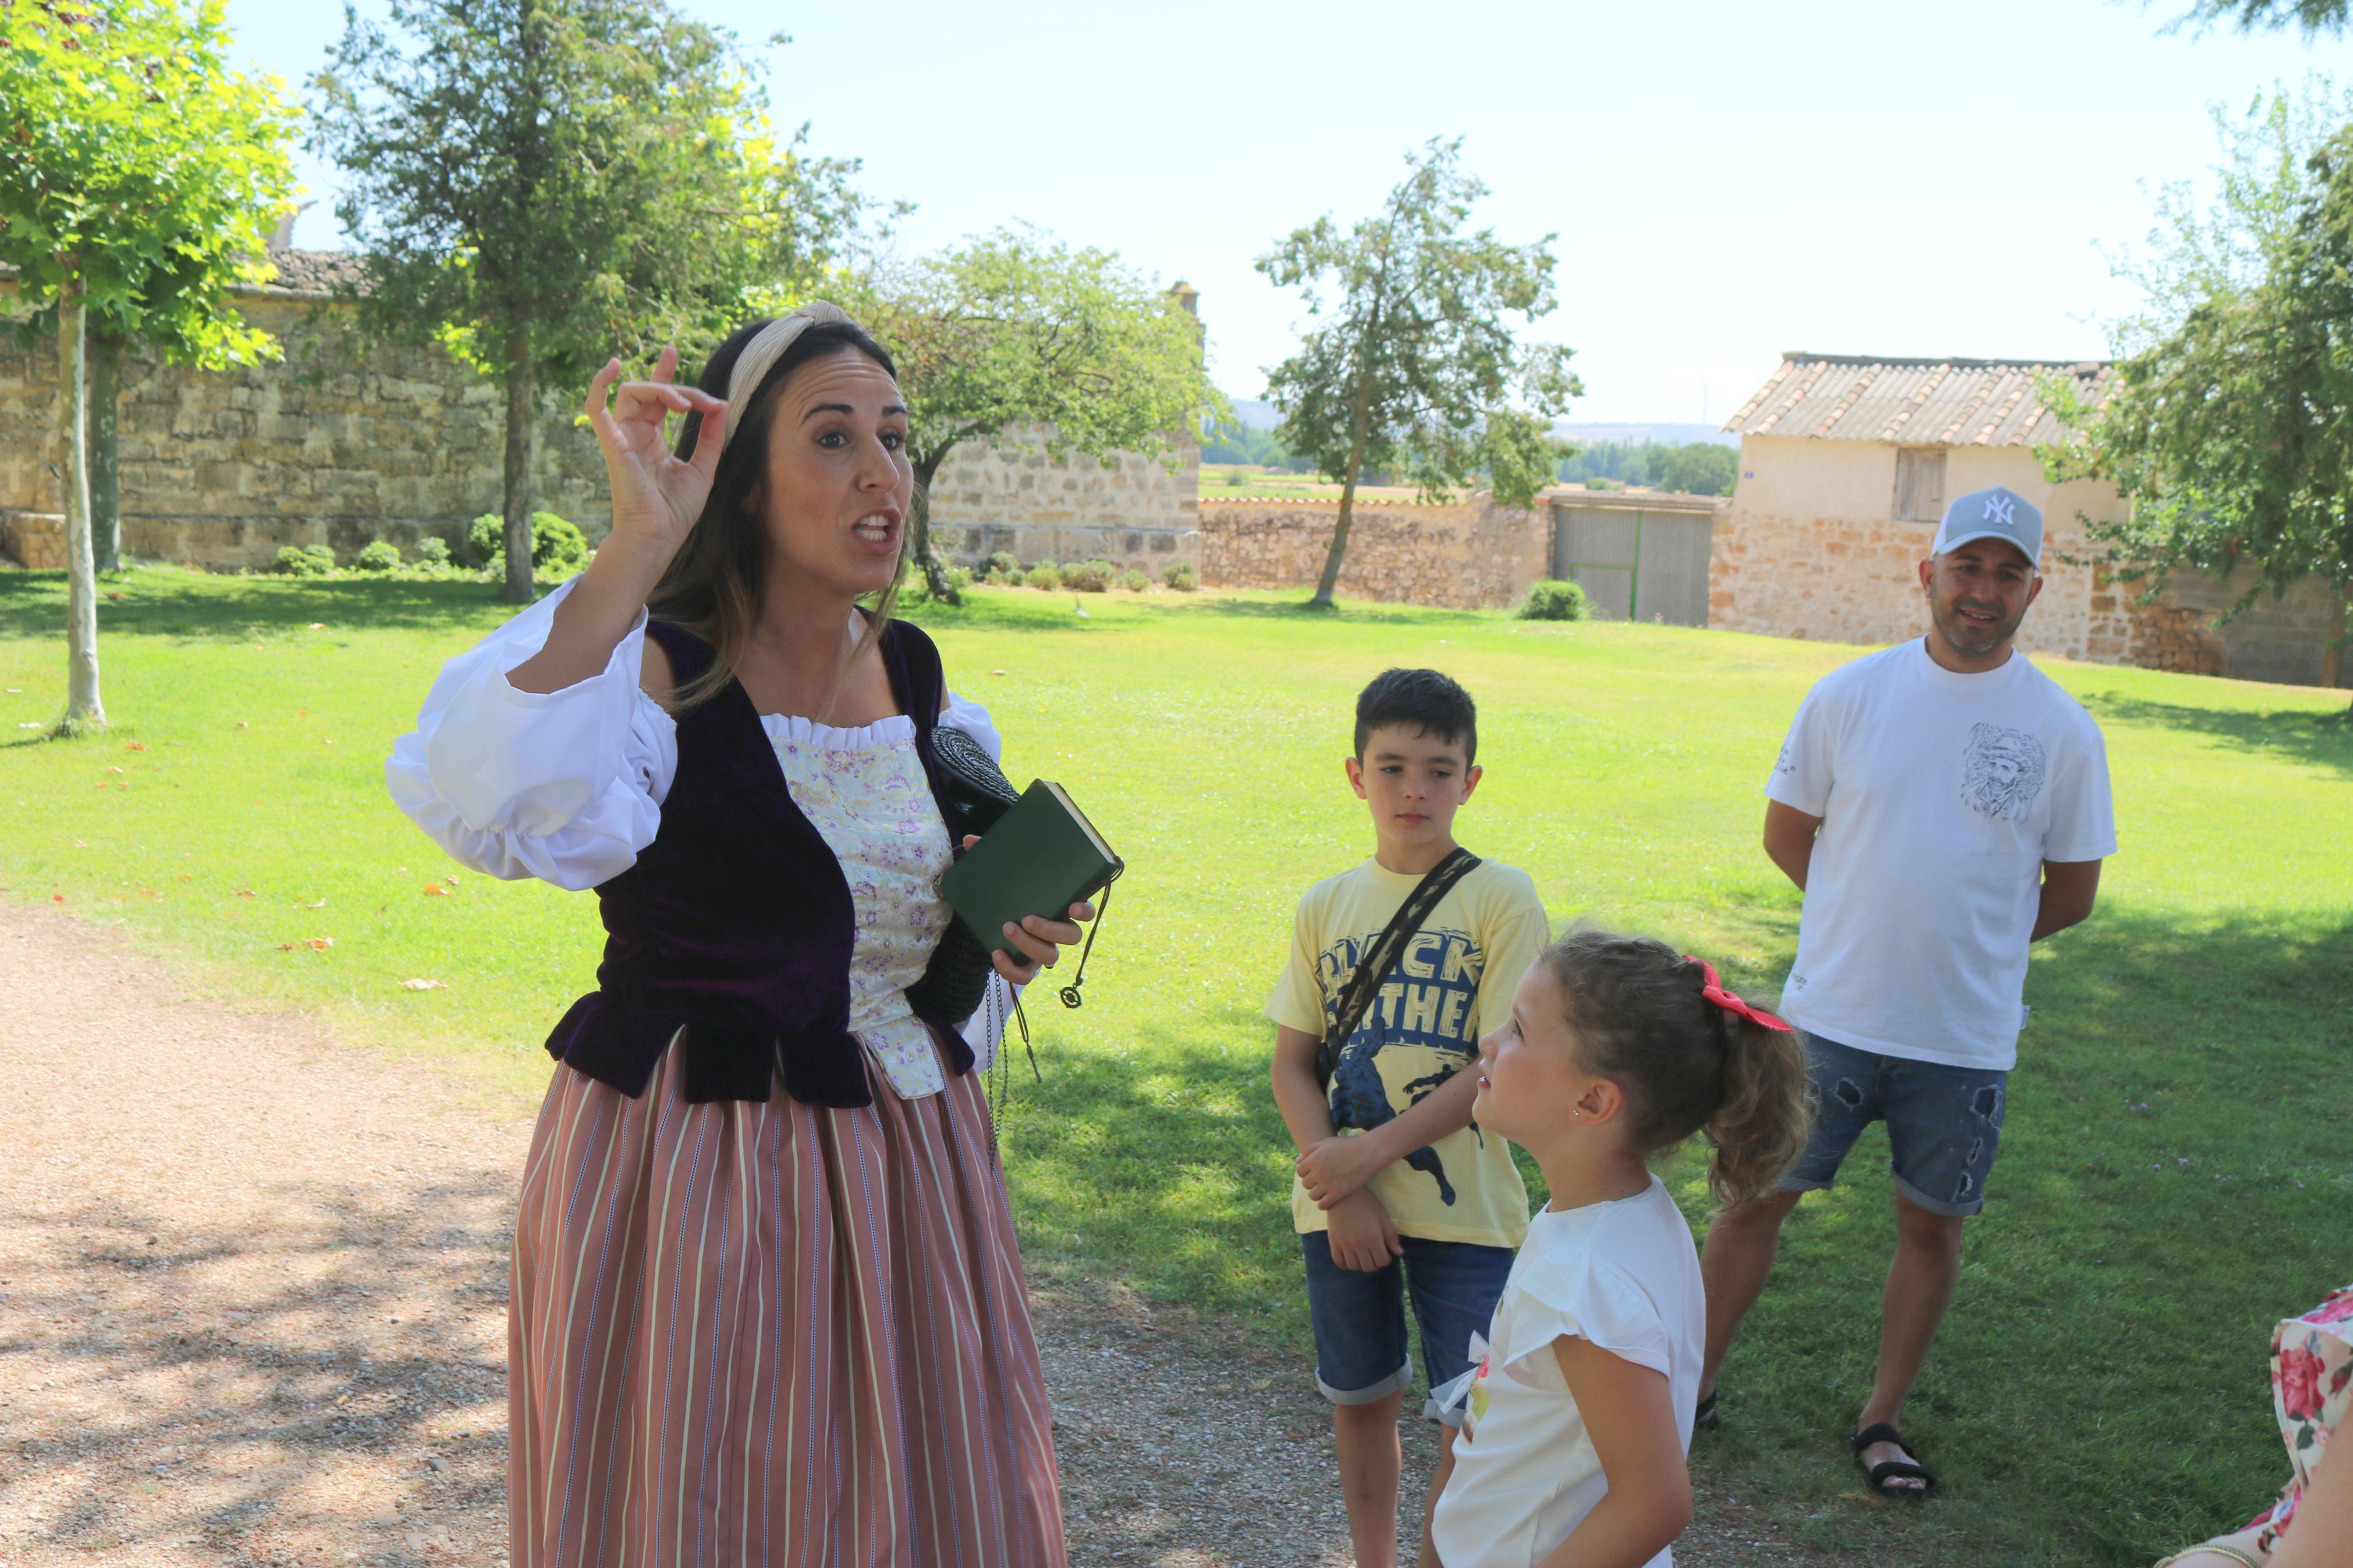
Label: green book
xmin=942 ymin=780 xmax=1124 ymax=957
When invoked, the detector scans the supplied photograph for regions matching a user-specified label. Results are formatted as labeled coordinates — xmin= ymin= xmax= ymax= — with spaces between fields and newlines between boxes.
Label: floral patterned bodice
xmin=765 ymin=712 xmax=954 ymax=1100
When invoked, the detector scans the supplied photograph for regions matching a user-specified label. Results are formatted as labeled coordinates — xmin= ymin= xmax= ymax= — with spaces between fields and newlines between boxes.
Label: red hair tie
xmin=1686 ymin=958 xmax=1795 ymax=1033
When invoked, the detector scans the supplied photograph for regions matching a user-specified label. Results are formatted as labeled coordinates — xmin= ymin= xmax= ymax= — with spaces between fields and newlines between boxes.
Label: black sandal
xmin=1692 ymin=1391 xmax=1720 ymax=1431
xmin=1849 ymin=1423 xmax=1937 ymax=1499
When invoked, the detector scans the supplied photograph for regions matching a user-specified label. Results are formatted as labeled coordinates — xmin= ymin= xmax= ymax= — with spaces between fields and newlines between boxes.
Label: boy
xmin=1268 ymin=668 xmax=1551 ymax=1568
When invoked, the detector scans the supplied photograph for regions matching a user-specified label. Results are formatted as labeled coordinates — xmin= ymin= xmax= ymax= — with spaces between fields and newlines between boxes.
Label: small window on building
xmin=1893 ymin=447 xmax=1947 ymax=523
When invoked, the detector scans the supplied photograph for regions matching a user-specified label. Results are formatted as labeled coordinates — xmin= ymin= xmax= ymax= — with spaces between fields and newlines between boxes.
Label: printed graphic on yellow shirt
xmin=1319 ymin=926 xmax=1486 ymax=1207
xmin=1269 ymin=859 xmax=1546 ymax=1248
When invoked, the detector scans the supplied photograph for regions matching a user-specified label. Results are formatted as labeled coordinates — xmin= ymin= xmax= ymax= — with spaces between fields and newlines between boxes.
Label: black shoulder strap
xmin=644 ymin=619 xmax=716 ymax=687
xmin=878 ymin=616 xmax=944 ymax=740
xmin=1316 ymin=848 xmax=1483 ymax=1089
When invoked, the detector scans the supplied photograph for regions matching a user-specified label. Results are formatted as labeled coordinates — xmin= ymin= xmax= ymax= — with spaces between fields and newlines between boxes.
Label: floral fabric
xmin=2252 ymin=1284 xmax=2353 ymax=1551
xmin=766 ymin=713 xmax=954 ymax=1100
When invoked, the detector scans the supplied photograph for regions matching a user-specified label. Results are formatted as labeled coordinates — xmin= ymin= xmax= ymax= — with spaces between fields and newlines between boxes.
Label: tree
xmin=1647 ymin=442 xmax=1738 ymax=497
xmin=0 ymin=0 xmax=297 ymax=729
xmin=844 ymin=226 xmax=1223 ymax=605
xmin=311 ymin=0 xmax=864 ymax=602
xmin=2044 ymin=88 xmax=2353 ymax=702
xmin=2173 ymin=0 xmax=2351 ymax=34
xmin=1256 ymin=138 xmax=1581 ymax=606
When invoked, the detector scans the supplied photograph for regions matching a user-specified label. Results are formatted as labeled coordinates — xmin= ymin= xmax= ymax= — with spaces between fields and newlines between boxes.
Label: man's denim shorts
xmin=1300 ymin=1230 xmax=1514 ymax=1427
xmin=1780 ymin=1032 xmax=2009 ymax=1218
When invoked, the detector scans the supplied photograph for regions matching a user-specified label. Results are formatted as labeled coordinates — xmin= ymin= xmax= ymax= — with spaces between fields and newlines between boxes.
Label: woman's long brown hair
xmin=644 ymin=318 xmax=908 ymax=713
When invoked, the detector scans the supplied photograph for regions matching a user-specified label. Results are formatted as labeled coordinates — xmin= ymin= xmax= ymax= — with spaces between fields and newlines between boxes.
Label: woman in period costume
xmin=388 ymin=305 xmax=1079 ymax=1568
xmin=2152 ymin=1286 xmax=2352 ymax=1568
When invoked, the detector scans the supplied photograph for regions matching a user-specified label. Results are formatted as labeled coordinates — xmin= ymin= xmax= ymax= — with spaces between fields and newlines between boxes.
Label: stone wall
xmin=2 ymin=270 xmax=1198 ymax=574
xmin=1 ymin=289 xmax=607 ymax=569
xmin=927 ymin=423 xmax=1199 ymax=574
xmin=1196 ymin=496 xmax=1548 ymax=609
xmin=1709 ymin=432 xmax=2344 ymax=686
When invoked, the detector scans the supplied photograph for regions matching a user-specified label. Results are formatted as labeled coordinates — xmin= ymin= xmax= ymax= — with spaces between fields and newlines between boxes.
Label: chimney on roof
xmin=1169 ymin=280 xmax=1199 ymax=317
xmin=268 ymin=201 xmax=317 ymax=253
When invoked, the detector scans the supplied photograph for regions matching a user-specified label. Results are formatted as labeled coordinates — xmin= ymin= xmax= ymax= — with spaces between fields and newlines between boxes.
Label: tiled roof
xmin=260 ymin=248 xmax=368 ymax=295
xmin=1723 ymin=353 xmax=2111 ymax=448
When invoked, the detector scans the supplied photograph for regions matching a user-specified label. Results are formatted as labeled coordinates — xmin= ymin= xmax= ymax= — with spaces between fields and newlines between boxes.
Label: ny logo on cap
xmin=1983 ymin=493 xmax=2015 ymax=527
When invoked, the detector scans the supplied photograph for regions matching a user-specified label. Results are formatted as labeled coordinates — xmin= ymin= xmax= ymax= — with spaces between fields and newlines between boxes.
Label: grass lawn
xmin=2 ymin=566 xmax=2347 ymax=1566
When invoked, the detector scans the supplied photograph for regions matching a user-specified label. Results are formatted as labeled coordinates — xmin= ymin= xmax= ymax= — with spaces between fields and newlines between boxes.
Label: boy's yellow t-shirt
xmin=1268 ymin=857 xmax=1550 ymax=1250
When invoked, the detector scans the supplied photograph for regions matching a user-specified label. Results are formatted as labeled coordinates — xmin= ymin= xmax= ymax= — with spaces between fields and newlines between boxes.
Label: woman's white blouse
xmin=385 ymin=577 xmax=1015 ymax=1080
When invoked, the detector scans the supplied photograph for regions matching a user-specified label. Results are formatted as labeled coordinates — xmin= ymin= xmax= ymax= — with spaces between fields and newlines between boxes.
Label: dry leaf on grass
xmin=308 ymin=623 xmax=326 ymax=630
xmin=125 ymin=742 xmax=145 ymax=752
xmin=305 ymin=937 xmax=333 ymax=951
xmin=398 ymin=978 xmax=448 ymax=991
xmin=301 ymin=898 xmax=325 ymax=909
xmin=423 ymin=884 xmax=450 ymax=897
xmin=234 ymin=890 xmax=255 ymax=899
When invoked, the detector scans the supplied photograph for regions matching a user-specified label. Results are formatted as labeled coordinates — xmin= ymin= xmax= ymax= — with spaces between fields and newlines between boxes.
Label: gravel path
xmin=0 ymin=902 xmax=1825 ymax=1567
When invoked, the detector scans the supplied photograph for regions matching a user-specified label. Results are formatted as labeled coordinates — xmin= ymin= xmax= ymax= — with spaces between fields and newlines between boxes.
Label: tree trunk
xmin=89 ymin=336 xmax=121 ymax=574
xmin=58 ymin=285 xmax=104 ymax=730
xmin=1311 ymin=374 xmax=1378 ymax=608
xmin=909 ymin=450 xmax=960 ymax=606
xmin=501 ymin=329 xmax=538 ymax=604
xmin=2324 ymin=585 xmax=2348 ymax=708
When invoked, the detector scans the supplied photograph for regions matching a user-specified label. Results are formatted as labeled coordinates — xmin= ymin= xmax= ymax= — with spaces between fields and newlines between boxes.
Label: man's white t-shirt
xmin=1429 ymin=1179 xmax=1702 ymax=1568
xmin=1766 ymin=639 xmax=2117 ymax=1072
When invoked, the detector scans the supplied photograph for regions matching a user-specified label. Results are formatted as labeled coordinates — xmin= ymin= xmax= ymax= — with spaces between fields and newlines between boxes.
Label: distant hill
xmin=1222 ymin=399 xmax=1736 ymax=449
xmin=1556 ymin=422 xmax=1737 ymax=449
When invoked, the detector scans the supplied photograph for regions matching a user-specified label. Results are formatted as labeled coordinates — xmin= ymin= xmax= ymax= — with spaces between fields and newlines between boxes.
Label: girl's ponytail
xmin=1538 ymin=929 xmax=1815 ymax=1212
xmin=1702 ymin=1012 xmax=1811 ymax=1210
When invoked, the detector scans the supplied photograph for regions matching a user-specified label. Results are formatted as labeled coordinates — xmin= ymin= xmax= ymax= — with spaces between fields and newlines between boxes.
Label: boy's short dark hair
xmin=1353 ymin=668 xmax=1478 ymax=766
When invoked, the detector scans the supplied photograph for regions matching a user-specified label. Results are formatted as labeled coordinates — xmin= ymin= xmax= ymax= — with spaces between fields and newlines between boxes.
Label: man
xmin=1697 ymin=485 xmax=2116 ymax=1498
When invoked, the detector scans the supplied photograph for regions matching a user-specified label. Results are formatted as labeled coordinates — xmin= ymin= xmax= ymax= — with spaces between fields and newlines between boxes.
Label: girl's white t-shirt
xmin=1429 ymin=1179 xmax=1703 ymax=1568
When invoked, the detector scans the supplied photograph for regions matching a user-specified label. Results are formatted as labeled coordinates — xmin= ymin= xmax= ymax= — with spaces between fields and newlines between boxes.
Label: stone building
xmin=1710 ymin=351 xmax=2348 ymax=687
xmin=1 ymin=249 xmax=1199 ymax=574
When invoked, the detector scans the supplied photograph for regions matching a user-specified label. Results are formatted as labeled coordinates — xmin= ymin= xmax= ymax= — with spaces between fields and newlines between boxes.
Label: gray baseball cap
xmin=1932 ymin=486 xmax=2043 ymax=567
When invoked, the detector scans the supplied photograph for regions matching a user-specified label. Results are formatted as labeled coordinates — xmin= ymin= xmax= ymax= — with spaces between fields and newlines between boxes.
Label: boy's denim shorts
xmin=1780 ymin=1032 xmax=2008 ymax=1217
xmin=1300 ymin=1229 xmax=1515 ymax=1427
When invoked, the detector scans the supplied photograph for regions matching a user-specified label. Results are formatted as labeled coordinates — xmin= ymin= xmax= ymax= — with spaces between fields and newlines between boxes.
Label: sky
xmin=231 ymin=0 xmax=2347 ymax=425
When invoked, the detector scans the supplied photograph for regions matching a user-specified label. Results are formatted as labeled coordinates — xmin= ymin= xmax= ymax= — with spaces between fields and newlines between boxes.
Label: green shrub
xmin=471 ymin=511 xmax=592 ymax=578
xmin=1025 ymin=560 xmax=1060 ymax=592
xmin=1064 ymin=559 xmax=1114 ymax=592
xmin=1518 ymin=579 xmax=1588 ymax=621
xmin=985 ymin=549 xmax=1020 ymax=578
xmin=984 ymin=567 xmax=1013 ymax=587
xmin=354 ymin=541 xmax=402 ymax=573
xmin=1163 ymin=560 xmax=1198 ymax=592
xmin=272 ymin=544 xmax=334 ymax=577
xmin=1122 ymin=568 xmax=1150 ymax=592
xmin=944 ymin=564 xmax=974 ymax=589
xmin=416 ymin=536 xmax=452 ymax=566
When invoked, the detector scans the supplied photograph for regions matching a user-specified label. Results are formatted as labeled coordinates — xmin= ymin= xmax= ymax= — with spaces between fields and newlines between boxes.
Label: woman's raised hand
xmin=584 ymin=347 xmax=729 ymax=561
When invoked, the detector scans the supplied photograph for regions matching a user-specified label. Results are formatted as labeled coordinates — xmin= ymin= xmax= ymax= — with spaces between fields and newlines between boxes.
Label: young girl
xmin=1429 ymin=929 xmax=1812 ymax=1568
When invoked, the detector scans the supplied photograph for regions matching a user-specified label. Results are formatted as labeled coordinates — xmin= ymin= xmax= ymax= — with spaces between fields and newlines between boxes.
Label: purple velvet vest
xmin=540 ymin=616 xmax=975 ymax=1107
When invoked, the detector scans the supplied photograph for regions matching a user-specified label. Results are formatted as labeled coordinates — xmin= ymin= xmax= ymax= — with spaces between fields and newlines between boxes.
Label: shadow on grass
xmin=2075 ymin=689 xmax=2353 ymax=777
xmin=0 ymin=568 xmax=530 ymax=642
xmin=1691 ymin=900 xmax=2348 ymax=1566
xmin=1007 ymin=902 xmax=2348 ymax=1567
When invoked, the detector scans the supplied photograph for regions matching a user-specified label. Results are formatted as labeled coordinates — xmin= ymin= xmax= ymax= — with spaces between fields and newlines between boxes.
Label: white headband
xmin=720 ymin=300 xmax=856 ymax=450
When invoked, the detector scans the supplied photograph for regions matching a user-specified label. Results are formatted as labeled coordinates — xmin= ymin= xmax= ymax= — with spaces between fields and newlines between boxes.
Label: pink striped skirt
xmin=509 ymin=1034 xmax=1066 ymax=1568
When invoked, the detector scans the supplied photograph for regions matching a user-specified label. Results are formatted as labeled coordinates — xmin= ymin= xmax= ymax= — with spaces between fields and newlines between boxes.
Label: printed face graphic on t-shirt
xmin=1318 ymin=926 xmax=1485 ymax=1206
xmin=1961 ymin=722 xmax=2047 ymax=822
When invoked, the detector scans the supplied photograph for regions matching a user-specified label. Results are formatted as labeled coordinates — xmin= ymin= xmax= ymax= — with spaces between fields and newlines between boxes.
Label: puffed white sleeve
xmin=936 ymin=689 xmax=1003 ymax=762
xmin=384 ymin=576 xmax=676 ymax=891
xmin=1495 ymin=1256 xmax=1673 ymax=1386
